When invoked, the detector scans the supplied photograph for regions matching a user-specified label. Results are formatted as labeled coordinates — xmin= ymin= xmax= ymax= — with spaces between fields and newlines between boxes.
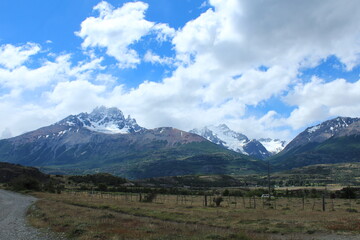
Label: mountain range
xmin=0 ymin=107 xmax=266 ymax=179
xmin=190 ymin=125 xmax=286 ymax=159
xmin=1 ymin=107 xmax=360 ymax=179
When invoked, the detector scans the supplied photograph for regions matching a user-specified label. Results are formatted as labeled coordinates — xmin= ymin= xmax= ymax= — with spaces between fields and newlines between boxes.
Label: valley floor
xmin=27 ymin=191 xmax=360 ymax=240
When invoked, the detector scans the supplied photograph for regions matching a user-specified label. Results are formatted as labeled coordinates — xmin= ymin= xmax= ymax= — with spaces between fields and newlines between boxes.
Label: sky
xmin=0 ymin=0 xmax=360 ymax=141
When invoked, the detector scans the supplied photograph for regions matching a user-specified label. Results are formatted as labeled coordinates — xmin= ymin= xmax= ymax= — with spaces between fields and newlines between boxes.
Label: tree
xmin=97 ymin=183 xmax=108 ymax=192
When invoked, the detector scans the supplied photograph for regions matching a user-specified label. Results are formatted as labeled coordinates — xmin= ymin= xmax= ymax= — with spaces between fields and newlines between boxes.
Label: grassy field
xmin=27 ymin=191 xmax=360 ymax=240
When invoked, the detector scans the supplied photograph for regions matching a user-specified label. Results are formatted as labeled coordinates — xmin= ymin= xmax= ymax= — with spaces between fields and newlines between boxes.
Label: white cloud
xmin=0 ymin=43 xmax=40 ymax=69
xmin=226 ymin=111 xmax=292 ymax=141
xmin=76 ymin=1 xmax=175 ymax=68
xmin=45 ymin=80 xmax=106 ymax=114
xmin=152 ymin=23 xmax=176 ymax=42
xmin=144 ymin=50 xmax=174 ymax=65
xmin=0 ymin=102 xmax=58 ymax=137
xmin=95 ymin=73 xmax=117 ymax=85
xmin=199 ymin=1 xmax=209 ymax=9
xmin=1 ymin=128 xmax=12 ymax=139
xmin=0 ymin=45 xmax=104 ymax=91
xmin=285 ymin=77 xmax=360 ymax=129
xmin=175 ymin=0 xmax=360 ymax=70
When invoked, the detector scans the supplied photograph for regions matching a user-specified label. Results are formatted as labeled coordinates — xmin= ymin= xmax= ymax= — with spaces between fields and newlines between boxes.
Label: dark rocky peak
xmin=305 ymin=117 xmax=360 ymax=136
xmin=56 ymin=106 xmax=144 ymax=134
xmin=88 ymin=106 xmax=125 ymax=123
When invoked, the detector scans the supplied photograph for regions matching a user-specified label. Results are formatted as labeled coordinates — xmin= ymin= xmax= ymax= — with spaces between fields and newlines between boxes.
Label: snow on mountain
xmin=258 ymin=138 xmax=287 ymax=155
xmin=191 ymin=124 xmax=249 ymax=154
xmin=189 ymin=126 xmax=226 ymax=145
xmin=190 ymin=124 xmax=288 ymax=158
xmin=58 ymin=106 xmax=144 ymax=134
xmin=190 ymin=124 xmax=280 ymax=159
xmin=305 ymin=117 xmax=360 ymax=136
xmin=282 ymin=117 xmax=360 ymax=154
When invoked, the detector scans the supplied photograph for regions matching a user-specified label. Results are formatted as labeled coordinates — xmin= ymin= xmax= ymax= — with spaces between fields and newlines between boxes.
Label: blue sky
xmin=0 ymin=0 xmax=360 ymax=141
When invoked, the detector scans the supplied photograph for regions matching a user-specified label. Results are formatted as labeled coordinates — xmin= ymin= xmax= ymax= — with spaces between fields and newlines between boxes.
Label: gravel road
xmin=0 ymin=189 xmax=65 ymax=240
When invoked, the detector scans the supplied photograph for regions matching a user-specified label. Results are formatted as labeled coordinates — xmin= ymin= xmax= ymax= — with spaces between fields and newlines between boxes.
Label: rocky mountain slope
xmin=272 ymin=117 xmax=360 ymax=169
xmin=190 ymin=124 xmax=286 ymax=159
xmin=0 ymin=107 xmax=266 ymax=179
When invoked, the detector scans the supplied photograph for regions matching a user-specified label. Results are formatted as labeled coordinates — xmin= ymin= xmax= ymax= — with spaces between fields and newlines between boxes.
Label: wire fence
xmin=64 ymin=191 xmax=360 ymax=212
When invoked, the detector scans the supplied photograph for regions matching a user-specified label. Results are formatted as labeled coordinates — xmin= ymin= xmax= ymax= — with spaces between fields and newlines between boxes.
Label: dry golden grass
xmin=28 ymin=192 xmax=360 ymax=240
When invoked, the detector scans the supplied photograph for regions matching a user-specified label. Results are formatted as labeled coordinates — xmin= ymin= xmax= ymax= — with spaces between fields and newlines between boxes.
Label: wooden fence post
xmin=302 ymin=197 xmax=305 ymax=210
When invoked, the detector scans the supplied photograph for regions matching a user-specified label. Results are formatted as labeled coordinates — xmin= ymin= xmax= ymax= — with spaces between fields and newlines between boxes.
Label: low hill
xmin=0 ymin=162 xmax=49 ymax=183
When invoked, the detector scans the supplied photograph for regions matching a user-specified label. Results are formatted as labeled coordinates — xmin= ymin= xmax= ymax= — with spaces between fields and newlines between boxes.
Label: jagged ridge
xmin=190 ymin=124 xmax=286 ymax=160
xmin=57 ymin=106 xmax=144 ymax=134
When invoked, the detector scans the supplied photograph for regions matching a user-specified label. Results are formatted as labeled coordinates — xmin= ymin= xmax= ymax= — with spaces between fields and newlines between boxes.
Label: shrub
xmin=9 ymin=175 xmax=41 ymax=191
xmin=222 ymin=189 xmax=230 ymax=196
xmin=213 ymin=196 xmax=223 ymax=207
xmin=142 ymin=193 xmax=157 ymax=203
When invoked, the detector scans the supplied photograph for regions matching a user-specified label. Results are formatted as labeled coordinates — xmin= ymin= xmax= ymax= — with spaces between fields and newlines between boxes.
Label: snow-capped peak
xmin=58 ymin=106 xmax=144 ymax=134
xmin=191 ymin=125 xmax=249 ymax=154
xmin=258 ymin=138 xmax=287 ymax=155
xmin=191 ymin=125 xmax=286 ymax=158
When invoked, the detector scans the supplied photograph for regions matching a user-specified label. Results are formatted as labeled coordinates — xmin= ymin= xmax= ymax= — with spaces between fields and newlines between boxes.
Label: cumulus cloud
xmin=152 ymin=23 xmax=176 ymax=42
xmin=0 ymin=42 xmax=40 ymax=69
xmin=0 ymin=53 xmax=104 ymax=90
xmin=45 ymin=80 xmax=107 ymax=114
xmin=76 ymin=1 xmax=175 ymax=68
xmin=175 ymin=0 xmax=360 ymax=70
xmin=0 ymin=43 xmax=107 ymax=138
xmin=285 ymin=77 xmax=360 ymax=129
xmin=0 ymin=102 xmax=58 ymax=137
xmin=153 ymin=0 xmax=360 ymax=137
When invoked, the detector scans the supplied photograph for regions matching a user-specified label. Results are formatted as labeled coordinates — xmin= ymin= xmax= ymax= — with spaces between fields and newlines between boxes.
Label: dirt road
xmin=0 ymin=189 xmax=65 ymax=240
